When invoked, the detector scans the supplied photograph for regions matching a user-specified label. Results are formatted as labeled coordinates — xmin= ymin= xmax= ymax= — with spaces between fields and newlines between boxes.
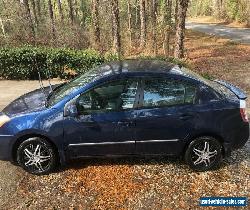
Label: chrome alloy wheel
xmin=23 ymin=143 xmax=52 ymax=172
xmin=192 ymin=141 xmax=217 ymax=167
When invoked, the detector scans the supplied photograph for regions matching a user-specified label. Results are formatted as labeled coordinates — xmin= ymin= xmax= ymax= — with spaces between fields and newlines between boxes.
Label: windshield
xmin=47 ymin=68 xmax=102 ymax=107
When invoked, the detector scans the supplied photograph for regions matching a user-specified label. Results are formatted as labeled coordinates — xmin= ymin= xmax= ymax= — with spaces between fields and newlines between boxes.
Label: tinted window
xmin=198 ymin=85 xmax=221 ymax=104
xmin=77 ymin=79 xmax=138 ymax=114
xmin=143 ymin=78 xmax=196 ymax=108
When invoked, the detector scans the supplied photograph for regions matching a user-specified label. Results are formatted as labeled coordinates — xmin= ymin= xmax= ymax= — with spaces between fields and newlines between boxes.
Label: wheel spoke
xmin=204 ymin=158 xmax=210 ymax=166
xmin=203 ymin=141 xmax=209 ymax=152
xmin=24 ymin=148 xmax=33 ymax=158
xmin=208 ymin=150 xmax=217 ymax=158
xmin=25 ymin=159 xmax=34 ymax=166
xmin=39 ymin=155 xmax=51 ymax=162
xmin=194 ymin=156 xmax=203 ymax=165
xmin=37 ymin=145 xmax=42 ymax=156
xmin=34 ymin=145 xmax=41 ymax=156
xmin=193 ymin=148 xmax=203 ymax=156
xmin=34 ymin=162 xmax=43 ymax=171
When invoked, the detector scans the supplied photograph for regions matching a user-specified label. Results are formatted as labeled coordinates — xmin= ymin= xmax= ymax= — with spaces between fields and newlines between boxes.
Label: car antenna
xmin=46 ymin=54 xmax=53 ymax=93
xmin=34 ymin=55 xmax=45 ymax=95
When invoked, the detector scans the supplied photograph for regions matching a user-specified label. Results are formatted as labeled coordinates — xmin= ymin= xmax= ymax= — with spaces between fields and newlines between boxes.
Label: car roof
xmin=94 ymin=59 xmax=176 ymax=75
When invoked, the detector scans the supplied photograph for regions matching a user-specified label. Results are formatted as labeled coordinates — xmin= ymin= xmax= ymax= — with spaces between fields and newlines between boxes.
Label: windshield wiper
xmin=45 ymin=82 xmax=67 ymax=107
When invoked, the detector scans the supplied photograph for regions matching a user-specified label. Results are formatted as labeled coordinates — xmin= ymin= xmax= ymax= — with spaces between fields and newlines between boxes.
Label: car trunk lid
xmin=214 ymin=79 xmax=247 ymax=100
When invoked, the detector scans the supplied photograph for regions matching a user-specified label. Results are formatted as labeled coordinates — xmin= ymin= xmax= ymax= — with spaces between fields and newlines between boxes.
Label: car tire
xmin=184 ymin=136 xmax=222 ymax=171
xmin=17 ymin=137 xmax=58 ymax=175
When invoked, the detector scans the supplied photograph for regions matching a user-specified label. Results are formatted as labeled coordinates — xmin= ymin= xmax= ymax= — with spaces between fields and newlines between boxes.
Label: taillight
xmin=240 ymin=100 xmax=248 ymax=122
xmin=240 ymin=108 xmax=249 ymax=122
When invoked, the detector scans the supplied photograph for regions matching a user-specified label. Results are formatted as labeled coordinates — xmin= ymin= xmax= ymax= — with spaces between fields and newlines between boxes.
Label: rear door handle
xmin=117 ymin=121 xmax=135 ymax=127
xmin=179 ymin=114 xmax=193 ymax=120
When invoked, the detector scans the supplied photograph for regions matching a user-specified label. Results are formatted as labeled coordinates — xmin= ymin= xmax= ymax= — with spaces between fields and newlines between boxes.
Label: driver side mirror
xmin=64 ymin=103 xmax=78 ymax=117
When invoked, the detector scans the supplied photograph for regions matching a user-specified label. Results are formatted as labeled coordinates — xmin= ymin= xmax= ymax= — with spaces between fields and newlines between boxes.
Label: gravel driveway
xmin=186 ymin=22 xmax=250 ymax=44
xmin=0 ymin=80 xmax=249 ymax=209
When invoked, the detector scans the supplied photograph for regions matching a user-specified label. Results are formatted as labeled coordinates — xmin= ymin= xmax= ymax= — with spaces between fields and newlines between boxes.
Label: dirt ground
xmin=0 ymin=32 xmax=250 ymax=209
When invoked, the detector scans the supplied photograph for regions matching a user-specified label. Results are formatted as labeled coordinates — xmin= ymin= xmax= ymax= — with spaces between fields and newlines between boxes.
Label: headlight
xmin=0 ymin=114 xmax=10 ymax=128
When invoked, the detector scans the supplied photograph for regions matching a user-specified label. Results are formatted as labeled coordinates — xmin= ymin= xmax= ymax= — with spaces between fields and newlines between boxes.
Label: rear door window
xmin=142 ymin=78 xmax=196 ymax=108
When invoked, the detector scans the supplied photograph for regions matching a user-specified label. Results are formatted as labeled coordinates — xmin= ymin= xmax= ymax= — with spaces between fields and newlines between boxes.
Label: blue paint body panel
xmin=0 ymin=60 xmax=249 ymax=164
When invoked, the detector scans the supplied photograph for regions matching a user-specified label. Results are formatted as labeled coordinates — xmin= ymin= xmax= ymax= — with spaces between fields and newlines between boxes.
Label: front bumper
xmin=0 ymin=135 xmax=13 ymax=160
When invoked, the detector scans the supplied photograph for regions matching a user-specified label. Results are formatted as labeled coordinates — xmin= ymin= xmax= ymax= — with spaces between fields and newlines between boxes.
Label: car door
xmin=64 ymin=78 xmax=139 ymax=158
xmin=135 ymin=77 xmax=198 ymax=156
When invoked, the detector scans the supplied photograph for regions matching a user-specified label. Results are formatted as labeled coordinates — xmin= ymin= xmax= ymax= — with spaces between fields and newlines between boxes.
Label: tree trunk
xmin=68 ymin=0 xmax=74 ymax=23
xmin=111 ymin=0 xmax=121 ymax=58
xmin=213 ymin=0 xmax=225 ymax=19
xmin=0 ymin=17 xmax=6 ymax=38
xmin=139 ymin=0 xmax=146 ymax=48
xmin=57 ymin=0 xmax=64 ymax=21
xmin=36 ymin=0 xmax=41 ymax=17
xmin=174 ymin=0 xmax=189 ymax=59
xmin=23 ymin=0 xmax=36 ymax=39
xmin=80 ymin=0 xmax=87 ymax=27
xmin=151 ymin=0 xmax=157 ymax=55
xmin=91 ymin=0 xmax=101 ymax=50
xmin=135 ymin=0 xmax=139 ymax=26
xmin=163 ymin=0 xmax=172 ymax=57
xmin=74 ymin=0 xmax=79 ymax=19
xmin=127 ymin=0 xmax=132 ymax=49
xmin=174 ymin=0 xmax=178 ymax=27
xmin=30 ymin=0 xmax=38 ymax=25
xmin=48 ymin=0 xmax=56 ymax=39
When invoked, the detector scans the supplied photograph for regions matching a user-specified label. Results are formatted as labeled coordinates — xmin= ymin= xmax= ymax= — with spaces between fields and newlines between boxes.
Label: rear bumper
xmin=223 ymin=122 xmax=249 ymax=157
xmin=231 ymin=123 xmax=249 ymax=150
xmin=221 ymin=120 xmax=249 ymax=157
xmin=0 ymin=135 xmax=13 ymax=160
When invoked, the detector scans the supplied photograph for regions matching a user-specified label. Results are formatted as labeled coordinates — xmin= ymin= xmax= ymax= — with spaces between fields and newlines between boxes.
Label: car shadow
xmin=59 ymin=155 xmax=184 ymax=172
xmin=57 ymin=144 xmax=249 ymax=173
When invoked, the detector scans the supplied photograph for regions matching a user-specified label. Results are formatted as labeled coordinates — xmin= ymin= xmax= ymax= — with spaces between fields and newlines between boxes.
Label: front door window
xmin=77 ymin=79 xmax=138 ymax=115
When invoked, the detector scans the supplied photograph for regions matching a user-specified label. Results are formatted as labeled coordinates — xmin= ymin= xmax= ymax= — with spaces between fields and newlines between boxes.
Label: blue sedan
xmin=0 ymin=60 xmax=249 ymax=174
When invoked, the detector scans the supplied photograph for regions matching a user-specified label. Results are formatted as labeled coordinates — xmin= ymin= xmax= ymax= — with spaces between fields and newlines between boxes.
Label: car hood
xmin=2 ymin=85 xmax=59 ymax=116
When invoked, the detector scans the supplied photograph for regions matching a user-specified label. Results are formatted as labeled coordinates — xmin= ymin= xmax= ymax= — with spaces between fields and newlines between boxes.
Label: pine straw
xmin=61 ymin=163 xmax=145 ymax=209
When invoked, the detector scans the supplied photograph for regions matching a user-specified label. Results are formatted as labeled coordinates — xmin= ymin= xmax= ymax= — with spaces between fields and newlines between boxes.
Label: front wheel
xmin=17 ymin=137 xmax=57 ymax=175
xmin=184 ymin=136 xmax=222 ymax=171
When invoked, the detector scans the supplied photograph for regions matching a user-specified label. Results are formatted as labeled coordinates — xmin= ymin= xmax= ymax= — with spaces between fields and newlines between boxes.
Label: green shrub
xmin=0 ymin=47 xmax=107 ymax=80
xmin=0 ymin=46 xmax=188 ymax=80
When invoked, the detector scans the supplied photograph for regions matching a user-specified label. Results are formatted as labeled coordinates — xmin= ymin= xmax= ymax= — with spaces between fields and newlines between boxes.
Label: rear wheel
xmin=185 ymin=136 xmax=222 ymax=171
xmin=17 ymin=137 xmax=57 ymax=175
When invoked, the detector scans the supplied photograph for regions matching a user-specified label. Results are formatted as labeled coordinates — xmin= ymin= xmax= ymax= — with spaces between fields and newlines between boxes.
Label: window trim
xmin=75 ymin=78 xmax=141 ymax=116
xmin=137 ymin=77 xmax=198 ymax=110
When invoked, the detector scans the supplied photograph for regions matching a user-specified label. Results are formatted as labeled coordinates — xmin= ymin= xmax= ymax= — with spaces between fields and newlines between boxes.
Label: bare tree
xmin=48 ymin=0 xmax=56 ymax=39
xmin=68 ymin=0 xmax=74 ymax=23
xmin=163 ymin=0 xmax=172 ymax=57
xmin=151 ymin=0 xmax=157 ymax=55
xmin=174 ymin=0 xmax=189 ymax=58
xmin=36 ymin=0 xmax=41 ymax=17
xmin=111 ymin=0 xmax=121 ymax=58
xmin=30 ymin=0 xmax=38 ymax=25
xmin=0 ymin=17 xmax=6 ymax=38
xmin=140 ymin=0 xmax=146 ymax=48
xmin=174 ymin=0 xmax=178 ymax=28
xmin=91 ymin=0 xmax=101 ymax=50
xmin=23 ymin=0 xmax=36 ymax=39
xmin=213 ymin=0 xmax=225 ymax=19
xmin=127 ymin=0 xmax=132 ymax=48
xmin=57 ymin=0 xmax=64 ymax=21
